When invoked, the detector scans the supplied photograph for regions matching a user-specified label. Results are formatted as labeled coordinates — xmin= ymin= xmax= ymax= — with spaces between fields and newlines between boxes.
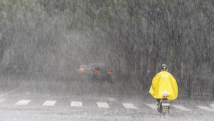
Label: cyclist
xmin=149 ymin=64 xmax=178 ymax=110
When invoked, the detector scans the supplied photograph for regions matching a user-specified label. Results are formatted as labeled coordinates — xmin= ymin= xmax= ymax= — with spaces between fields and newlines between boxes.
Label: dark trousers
xmin=156 ymin=99 xmax=160 ymax=104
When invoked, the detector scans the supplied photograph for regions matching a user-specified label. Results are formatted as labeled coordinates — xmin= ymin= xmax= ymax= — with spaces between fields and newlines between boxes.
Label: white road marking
xmin=122 ymin=103 xmax=137 ymax=109
xmin=210 ymin=104 xmax=214 ymax=108
xmin=0 ymin=99 xmax=5 ymax=103
xmin=197 ymin=106 xmax=214 ymax=112
xmin=71 ymin=101 xmax=82 ymax=107
xmin=97 ymin=102 xmax=110 ymax=108
xmin=15 ymin=100 xmax=31 ymax=105
xmin=108 ymin=97 xmax=117 ymax=102
xmin=172 ymin=105 xmax=192 ymax=111
xmin=146 ymin=104 xmax=157 ymax=109
xmin=43 ymin=101 xmax=56 ymax=106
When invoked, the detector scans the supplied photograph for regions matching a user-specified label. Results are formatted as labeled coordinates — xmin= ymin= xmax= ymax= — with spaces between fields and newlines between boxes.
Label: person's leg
xmin=156 ymin=99 xmax=160 ymax=109
xmin=156 ymin=99 xmax=160 ymax=105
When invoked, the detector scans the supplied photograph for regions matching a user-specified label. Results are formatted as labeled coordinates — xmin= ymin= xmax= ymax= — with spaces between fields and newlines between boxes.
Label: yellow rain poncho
xmin=149 ymin=70 xmax=178 ymax=101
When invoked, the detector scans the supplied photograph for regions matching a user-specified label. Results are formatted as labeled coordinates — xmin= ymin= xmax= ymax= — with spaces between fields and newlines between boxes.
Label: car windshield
xmin=95 ymin=66 xmax=108 ymax=70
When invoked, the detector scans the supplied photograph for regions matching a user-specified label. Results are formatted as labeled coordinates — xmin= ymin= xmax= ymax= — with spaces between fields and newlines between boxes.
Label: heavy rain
xmin=0 ymin=0 xmax=214 ymax=121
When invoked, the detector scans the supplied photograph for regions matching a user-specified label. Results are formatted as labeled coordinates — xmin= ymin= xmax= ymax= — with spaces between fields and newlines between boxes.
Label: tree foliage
xmin=0 ymin=0 xmax=214 ymax=95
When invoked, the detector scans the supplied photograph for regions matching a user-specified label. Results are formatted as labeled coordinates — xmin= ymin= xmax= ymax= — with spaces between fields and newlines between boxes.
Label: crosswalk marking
xmin=197 ymin=106 xmax=214 ymax=112
xmin=122 ymin=103 xmax=137 ymax=109
xmin=146 ymin=104 xmax=157 ymax=109
xmin=108 ymin=97 xmax=117 ymax=102
xmin=210 ymin=104 xmax=214 ymax=108
xmin=172 ymin=105 xmax=192 ymax=111
xmin=0 ymin=99 xmax=5 ymax=103
xmin=97 ymin=102 xmax=110 ymax=108
xmin=1 ymin=98 xmax=214 ymax=112
xmin=15 ymin=100 xmax=31 ymax=105
xmin=43 ymin=101 xmax=56 ymax=106
xmin=71 ymin=101 xmax=82 ymax=107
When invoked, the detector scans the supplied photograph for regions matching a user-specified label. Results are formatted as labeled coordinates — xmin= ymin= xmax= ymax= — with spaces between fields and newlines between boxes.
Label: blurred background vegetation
xmin=0 ymin=0 xmax=214 ymax=96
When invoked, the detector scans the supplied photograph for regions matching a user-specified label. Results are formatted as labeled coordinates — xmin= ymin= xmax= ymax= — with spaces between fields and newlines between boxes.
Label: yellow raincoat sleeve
xmin=149 ymin=73 xmax=160 ymax=97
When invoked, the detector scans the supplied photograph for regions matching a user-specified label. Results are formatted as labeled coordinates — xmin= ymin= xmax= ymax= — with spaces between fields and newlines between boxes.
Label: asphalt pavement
xmin=0 ymin=77 xmax=213 ymax=121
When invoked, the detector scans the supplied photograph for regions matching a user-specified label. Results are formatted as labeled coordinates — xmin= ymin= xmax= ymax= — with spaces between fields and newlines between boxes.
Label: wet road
xmin=0 ymin=77 xmax=214 ymax=121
